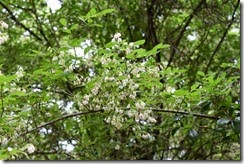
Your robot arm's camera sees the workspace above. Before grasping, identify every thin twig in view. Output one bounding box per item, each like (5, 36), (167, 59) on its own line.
(167, 0), (205, 68)
(19, 110), (104, 136)
(0, 1), (43, 42)
(204, 0), (240, 74)
(0, 85), (4, 117)
(31, 0), (52, 46)
(153, 109), (220, 120)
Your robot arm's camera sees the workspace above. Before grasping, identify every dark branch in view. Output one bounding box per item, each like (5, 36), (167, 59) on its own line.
(167, 0), (205, 68)
(153, 109), (220, 120)
(31, 0), (52, 46)
(0, 1), (43, 42)
(204, 0), (240, 74)
(19, 110), (104, 136)
(0, 85), (4, 118)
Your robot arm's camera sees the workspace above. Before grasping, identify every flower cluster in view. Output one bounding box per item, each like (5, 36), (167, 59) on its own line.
(112, 32), (122, 42)
(72, 33), (159, 140)
(0, 21), (8, 29)
(104, 114), (125, 130)
(21, 143), (36, 154)
(16, 65), (25, 79)
(26, 143), (36, 154)
(0, 21), (8, 44)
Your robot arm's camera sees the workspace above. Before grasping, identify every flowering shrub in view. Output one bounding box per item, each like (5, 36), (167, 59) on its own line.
(0, 5), (240, 160)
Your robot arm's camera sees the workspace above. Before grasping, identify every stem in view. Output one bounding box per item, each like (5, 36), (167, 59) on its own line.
(204, 0), (240, 74)
(19, 110), (104, 136)
(153, 109), (220, 120)
(0, 85), (4, 117)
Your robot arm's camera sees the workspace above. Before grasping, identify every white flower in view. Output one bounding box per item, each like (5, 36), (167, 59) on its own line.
(1, 137), (8, 145)
(95, 105), (100, 110)
(52, 56), (58, 61)
(139, 113), (149, 120)
(129, 91), (136, 99)
(0, 21), (8, 28)
(105, 117), (111, 123)
(148, 116), (157, 123)
(134, 84), (139, 89)
(0, 33), (8, 44)
(82, 100), (89, 105)
(91, 86), (99, 95)
(115, 122), (122, 129)
(7, 147), (13, 152)
(166, 86), (176, 93)
(118, 93), (126, 100)
(127, 111), (133, 117)
(84, 95), (90, 101)
(113, 32), (121, 39)
(104, 76), (109, 81)
(115, 144), (120, 150)
(142, 133), (150, 139)
(129, 42), (134, 47)
(26, 144), (35, 154)
(135, 100), (146, 110)
(45, 112), (52, 117)
(125, 48), (131, 54)
(16, 66), (24, 78)
(122, 79), (128, 87)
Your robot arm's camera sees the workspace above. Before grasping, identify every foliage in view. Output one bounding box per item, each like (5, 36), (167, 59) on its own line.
(0, 0), (240, 160)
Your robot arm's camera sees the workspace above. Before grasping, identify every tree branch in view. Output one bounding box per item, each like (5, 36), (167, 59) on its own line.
(204, 0), (240, 74)
(0, 1), (43, 42)
(0, 85), (4, 118)
(153, 109), (220, 120)
(30, 0), (52, 46)
(167, 0), (205, 68)
(19, 110), (104, 136)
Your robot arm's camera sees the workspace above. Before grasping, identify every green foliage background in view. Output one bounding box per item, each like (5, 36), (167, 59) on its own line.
(0, 0), (240, 160)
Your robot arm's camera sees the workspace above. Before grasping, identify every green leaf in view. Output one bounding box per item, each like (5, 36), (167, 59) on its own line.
(135, 49), (147, 58)
(87, 18), (93, 24)
(126, 50), (137, 59)
(70, 38), (85, 47)
(86, 8), (97, 18)
(90, 8), (97, 15)
(0, 75), (16, 84)
(134, 40), (145, 46)
(62, 29), (71, 34)
(197, 71), (205, 76)
(105, 42), (116, 48)
(237, 58), (240, 69)
(190, 83), (199, 91)
(10, 90), (26, 97)
(70, 24), (79, 31)
(88, 23), (102, 27)
(33, 69), (44, 75)
(59, 18), (67, 26)
(153, 43), (170, 50)
(93, 9), (115, 17)
(174, 89), (188, 96)
(152, 43), (164, 50)
(220, 63), (232, 68)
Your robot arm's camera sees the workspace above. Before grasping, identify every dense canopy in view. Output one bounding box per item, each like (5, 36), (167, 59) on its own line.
(0, 0), (240, 160)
